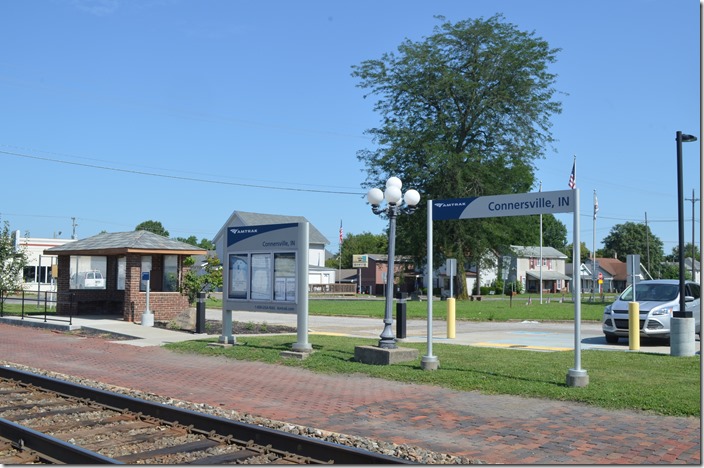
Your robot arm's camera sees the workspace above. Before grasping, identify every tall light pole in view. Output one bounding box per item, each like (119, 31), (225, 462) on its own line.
(367, 177), (420, 349)
(672, 131), (697, 357)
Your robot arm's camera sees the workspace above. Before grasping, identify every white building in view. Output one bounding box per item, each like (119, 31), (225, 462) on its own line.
(12, 231), (77, 293)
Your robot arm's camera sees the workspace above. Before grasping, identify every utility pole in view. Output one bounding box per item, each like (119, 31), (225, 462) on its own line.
(71, 217), (78, 240)
(685, 190), (699, 281)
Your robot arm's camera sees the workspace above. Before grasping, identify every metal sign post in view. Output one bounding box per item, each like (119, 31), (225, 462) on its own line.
(426, 189), (588, 386)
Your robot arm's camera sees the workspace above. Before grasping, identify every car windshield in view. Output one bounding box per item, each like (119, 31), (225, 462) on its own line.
(620, 283), (679, 302)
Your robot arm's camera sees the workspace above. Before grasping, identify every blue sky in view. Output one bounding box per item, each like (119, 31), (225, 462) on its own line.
(1, 0), (700, 258)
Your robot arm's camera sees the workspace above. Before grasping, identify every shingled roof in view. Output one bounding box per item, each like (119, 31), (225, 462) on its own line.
(44, 231), (206, 256)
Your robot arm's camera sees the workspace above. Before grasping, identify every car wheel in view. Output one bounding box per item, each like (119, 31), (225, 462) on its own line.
(604, 334), (619, 344)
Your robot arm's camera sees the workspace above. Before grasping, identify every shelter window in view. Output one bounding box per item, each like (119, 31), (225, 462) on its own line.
(163, 255), (179, 292)
(69, 256), (107, 290)
(117, 256), (126, 290)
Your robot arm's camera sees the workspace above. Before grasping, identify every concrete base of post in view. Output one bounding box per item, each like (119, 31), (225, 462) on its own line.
(670, 317), (696, 357)
(216, 334), (236, 346)
(354, 345), (418, 365)
(421, 355), (440, 371)
(141, 311), (154, 327)
(291, 342), (313, 353)
(566, 368), (589, 387)
(280, 350), (312, 360)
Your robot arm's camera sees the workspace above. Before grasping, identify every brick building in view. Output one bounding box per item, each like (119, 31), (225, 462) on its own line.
(45, 231), (205, 323)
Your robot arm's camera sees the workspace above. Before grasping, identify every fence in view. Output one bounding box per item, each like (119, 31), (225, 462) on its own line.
(309, 283), (357, 296)
(0, 289), (75, 325)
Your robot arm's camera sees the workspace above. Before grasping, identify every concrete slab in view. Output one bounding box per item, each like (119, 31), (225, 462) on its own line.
(354, 345), (419, 365)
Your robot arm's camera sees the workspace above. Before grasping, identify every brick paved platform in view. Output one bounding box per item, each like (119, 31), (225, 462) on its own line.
(0, 323), (699, 464)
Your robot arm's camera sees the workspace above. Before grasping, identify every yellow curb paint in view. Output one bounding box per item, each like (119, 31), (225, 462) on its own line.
(472, 342), (572, 352)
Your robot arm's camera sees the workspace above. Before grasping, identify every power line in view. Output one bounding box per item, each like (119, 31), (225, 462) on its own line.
(0, 149), (364, 195)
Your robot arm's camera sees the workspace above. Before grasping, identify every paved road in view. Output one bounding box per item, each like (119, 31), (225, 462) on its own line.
(207, 309), (699, 355)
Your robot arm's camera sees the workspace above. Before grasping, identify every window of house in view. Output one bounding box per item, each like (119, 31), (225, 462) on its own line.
(163, 255), (179, 292)
(69, 256), (107, 290)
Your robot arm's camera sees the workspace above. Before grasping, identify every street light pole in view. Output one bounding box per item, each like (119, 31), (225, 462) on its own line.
(675, 131), (697, 319)
(672, 130), (697, 357)
(367, 177), (420, 349)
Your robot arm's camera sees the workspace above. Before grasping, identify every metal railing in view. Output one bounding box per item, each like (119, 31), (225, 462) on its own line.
(308, 283), (357, 295)
(0, 289), (74, 325)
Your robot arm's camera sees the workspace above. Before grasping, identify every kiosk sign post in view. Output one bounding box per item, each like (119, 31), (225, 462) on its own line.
(218, 222), (311, 353)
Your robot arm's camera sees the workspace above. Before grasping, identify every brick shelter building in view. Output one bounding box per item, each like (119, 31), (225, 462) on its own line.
(45, 231), (206, 323)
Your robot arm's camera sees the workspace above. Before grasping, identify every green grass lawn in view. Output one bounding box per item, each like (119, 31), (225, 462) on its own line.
(308, 298), (608, 321)
(165, 334), (700, 417)
(207, 296), (609, 322)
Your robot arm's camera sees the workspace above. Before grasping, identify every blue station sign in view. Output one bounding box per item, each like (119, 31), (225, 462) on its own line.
(432, 189), (574, 220)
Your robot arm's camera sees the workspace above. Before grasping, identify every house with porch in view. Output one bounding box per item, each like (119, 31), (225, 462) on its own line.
(507, 245), (570, 293)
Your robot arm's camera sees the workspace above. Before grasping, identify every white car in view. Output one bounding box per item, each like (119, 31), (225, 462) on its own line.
(602, 279), (700, 343)
(77, 270), (106, 289)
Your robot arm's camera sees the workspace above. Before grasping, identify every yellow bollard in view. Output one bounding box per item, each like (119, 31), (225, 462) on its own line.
(628, 302), (640, 351)
(447, 298), (456, 338)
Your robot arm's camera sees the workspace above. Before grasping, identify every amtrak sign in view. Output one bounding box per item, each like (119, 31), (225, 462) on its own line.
(432, 189), (574, 220)
(423, 188), (588, 387)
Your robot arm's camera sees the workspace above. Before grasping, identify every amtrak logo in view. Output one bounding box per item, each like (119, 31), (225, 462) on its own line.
(230, 228), (258, 234)
(434, 201), (467, 208)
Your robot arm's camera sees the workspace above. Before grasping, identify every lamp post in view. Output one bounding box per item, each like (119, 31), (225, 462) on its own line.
(367, 177), (420, 349)
(672, 131), (697, 357)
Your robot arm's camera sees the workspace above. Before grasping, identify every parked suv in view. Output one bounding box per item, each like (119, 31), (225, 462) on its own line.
(602, 279), (700, 343)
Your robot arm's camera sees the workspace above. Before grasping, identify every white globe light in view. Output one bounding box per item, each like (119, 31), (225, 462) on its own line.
(404, 189), (420, 207)
(385, 185), (403, 205)
(367, 187), (384, 205)
(386, 176), (402, 190)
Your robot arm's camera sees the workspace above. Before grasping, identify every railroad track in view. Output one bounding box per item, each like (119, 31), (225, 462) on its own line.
(0, 366), (410, 464)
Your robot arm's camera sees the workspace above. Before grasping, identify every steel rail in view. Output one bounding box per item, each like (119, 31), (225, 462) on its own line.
(0, 417), (121, 464)
(0, 366), (411, 464)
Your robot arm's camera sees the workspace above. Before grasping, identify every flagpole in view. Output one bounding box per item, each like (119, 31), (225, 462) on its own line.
(568, 155), (576, 298)
(593, 190), (598, 298)
(338, 220), (342, 287)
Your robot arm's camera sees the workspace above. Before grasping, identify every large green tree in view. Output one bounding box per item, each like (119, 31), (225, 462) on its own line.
(135, 220), (169, 237)
(666, 242), (700, 262)
(330, 232), (388, 269)
(353, 15), (562, 297)
(602, 222), (665, 277)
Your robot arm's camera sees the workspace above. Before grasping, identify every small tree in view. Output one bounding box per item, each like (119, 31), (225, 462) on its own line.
(181, 254), (222, 305)
(0, 219), (28, 303)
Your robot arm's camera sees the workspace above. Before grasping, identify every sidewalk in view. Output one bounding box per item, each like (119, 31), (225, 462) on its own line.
(0, 314), (699, 464)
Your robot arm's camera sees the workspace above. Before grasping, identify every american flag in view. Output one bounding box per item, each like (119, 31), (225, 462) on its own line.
(594, 191), (599, 219)
(339, 220), (343, 244)
(568, 159), (576, 189)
